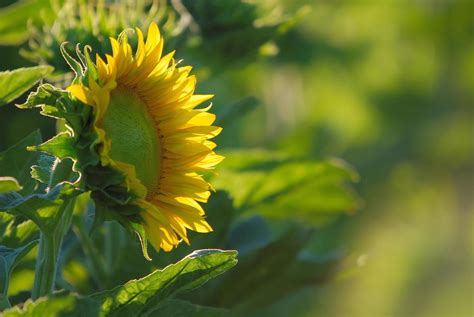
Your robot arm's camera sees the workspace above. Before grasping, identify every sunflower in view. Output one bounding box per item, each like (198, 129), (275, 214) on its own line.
(67, 22), (223, 252)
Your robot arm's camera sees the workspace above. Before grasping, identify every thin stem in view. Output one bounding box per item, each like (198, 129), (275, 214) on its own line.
(31, 234), (57, 299)
(31, 197), (76, 300)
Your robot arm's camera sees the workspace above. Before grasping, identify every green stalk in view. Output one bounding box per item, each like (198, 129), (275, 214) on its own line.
(31, 233), (57, 299)
(32, 197), (76, 300)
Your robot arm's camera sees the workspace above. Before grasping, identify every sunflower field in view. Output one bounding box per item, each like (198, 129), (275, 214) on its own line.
(0, 0), (472, 316)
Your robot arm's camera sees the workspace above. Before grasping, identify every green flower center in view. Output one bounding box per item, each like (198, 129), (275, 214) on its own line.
(102, 88), (161, 193)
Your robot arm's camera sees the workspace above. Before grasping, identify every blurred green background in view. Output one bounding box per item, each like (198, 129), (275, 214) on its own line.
(1, 0), (473, 316)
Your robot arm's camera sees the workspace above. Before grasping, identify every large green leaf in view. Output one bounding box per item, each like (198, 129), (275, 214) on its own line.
(213, 150), (360, 225)
(3, 250), (237, 316)
(0, 66), (53, 106)
(92, 249), (238, 316)
(0, 0), (55, 45)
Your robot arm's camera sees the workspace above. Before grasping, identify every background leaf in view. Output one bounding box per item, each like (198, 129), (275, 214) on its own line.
(213, 150), (360, 225)
(0, 0), (55, 45)
(0, 66), (53, 106)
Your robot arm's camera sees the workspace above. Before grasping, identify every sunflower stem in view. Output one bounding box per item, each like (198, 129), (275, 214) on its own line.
(31, 233), (56, 299)
(32, 197), (76, 300)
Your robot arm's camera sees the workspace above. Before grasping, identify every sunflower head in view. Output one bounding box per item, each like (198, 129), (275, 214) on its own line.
(62, 22), (223, 255)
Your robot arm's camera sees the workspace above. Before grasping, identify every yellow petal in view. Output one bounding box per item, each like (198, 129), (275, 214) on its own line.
(67, 85), (94, 105)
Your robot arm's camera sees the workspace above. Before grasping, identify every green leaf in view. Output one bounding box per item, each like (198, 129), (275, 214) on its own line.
(2, 292), (100, 317)
(0, 240), (38, 309)
(0, 183), (76, 233)
(92, 249), (238, 316)
(28, 133), (76, 160)
(213, 150), (360, 225)
(3, 286), (227, 316)
(0, 0), (55, 45)
(0, 66), (53, 106)
(30, 155), (56, 185)
(0, 132), (80, 247)
(0, 177), (22, 194)
(0, 131), (42, 195)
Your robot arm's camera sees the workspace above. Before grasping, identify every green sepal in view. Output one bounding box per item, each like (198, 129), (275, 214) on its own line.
(17, 84), (89, 136)
(74, 44), (88, 73)
(18, 83), (141, 219)
(59, 42), (84, 84)
(83, 45), (99, 82)
(130, 221), (152, 261)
